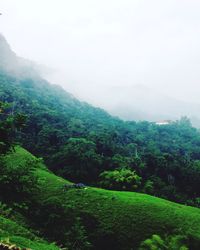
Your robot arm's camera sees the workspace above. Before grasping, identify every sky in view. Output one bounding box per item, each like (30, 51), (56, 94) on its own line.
(1, 0), (200, 120)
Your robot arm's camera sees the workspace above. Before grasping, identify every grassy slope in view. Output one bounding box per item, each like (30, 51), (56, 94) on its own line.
(0, 215), (59, 250)
(4, 147), (200, 249)
(0, 147), (60, 250)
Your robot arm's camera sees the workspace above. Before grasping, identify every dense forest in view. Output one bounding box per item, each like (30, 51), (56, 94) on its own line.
(2, 35), (200, 249)
(1, 71), (200, 206)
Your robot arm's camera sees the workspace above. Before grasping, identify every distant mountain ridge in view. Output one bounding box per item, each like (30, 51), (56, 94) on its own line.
(106, 84), (200, 127)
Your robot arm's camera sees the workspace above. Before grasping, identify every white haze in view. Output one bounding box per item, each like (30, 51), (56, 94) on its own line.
(1, 0), (200, 122)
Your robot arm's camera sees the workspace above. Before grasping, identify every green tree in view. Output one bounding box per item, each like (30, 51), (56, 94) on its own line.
(0, 101), (26, 154)
(32, 197), (91, 250)
(99, 168), (141, 191)
(53, 138), (102, 182)
(139, 234), (189, 250)
(0, 157), (39, 204)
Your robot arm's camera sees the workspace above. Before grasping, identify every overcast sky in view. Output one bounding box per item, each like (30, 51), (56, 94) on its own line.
(1, 0), (200, 113)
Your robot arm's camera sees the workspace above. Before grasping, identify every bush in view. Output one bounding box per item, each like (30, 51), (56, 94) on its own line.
(99, 168), (141, 191)
(0, 157), (39, 204)
(31, 197), (91, 249)
(139, 234), (189, 250)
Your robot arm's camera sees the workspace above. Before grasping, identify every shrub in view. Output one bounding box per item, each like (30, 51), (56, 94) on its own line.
(139, 234), (189, 250)
(99, 168), (141, 191)
(0, 157), (39, 204)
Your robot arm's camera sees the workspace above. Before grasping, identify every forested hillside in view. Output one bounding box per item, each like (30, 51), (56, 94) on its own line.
(1, 68), (200, 206)
(2, 101), (200, 250)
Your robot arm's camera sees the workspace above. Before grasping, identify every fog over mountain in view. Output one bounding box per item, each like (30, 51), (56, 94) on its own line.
(0, 34), (42, 78)
(1, 0), (200, 125)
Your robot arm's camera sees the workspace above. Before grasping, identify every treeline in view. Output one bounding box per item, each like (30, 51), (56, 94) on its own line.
(1, 71), (200, 205)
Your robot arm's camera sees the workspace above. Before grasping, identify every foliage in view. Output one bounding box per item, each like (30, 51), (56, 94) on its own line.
(0, 152), (39, 204)
(0, 101), (26, 154)
(139, 234), (189, 250)
(99, 168), (141, 191)
(0, 202), (13, 219)
(32, 197), (91, 249)
(52, 137), (102, 183)
(139, 234), (166, 249)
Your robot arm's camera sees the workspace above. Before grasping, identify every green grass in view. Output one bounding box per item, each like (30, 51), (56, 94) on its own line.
(4, 146), (200, 249)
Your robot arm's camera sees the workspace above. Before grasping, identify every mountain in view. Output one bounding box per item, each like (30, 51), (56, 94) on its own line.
(106, 84), (200, 126)
(0, 34), (41, 78)
(2, 34), (200, 249)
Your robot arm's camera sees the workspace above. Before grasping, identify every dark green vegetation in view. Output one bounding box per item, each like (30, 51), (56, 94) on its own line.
(0, 101), (26, 154)
(2, 147), (200, 250)
(1, 70), (200, 206)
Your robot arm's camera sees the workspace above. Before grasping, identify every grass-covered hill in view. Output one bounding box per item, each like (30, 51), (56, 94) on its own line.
(2, 146), (200, 250)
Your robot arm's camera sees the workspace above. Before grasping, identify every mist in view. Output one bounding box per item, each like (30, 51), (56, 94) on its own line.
(1, 0), (200, 123)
